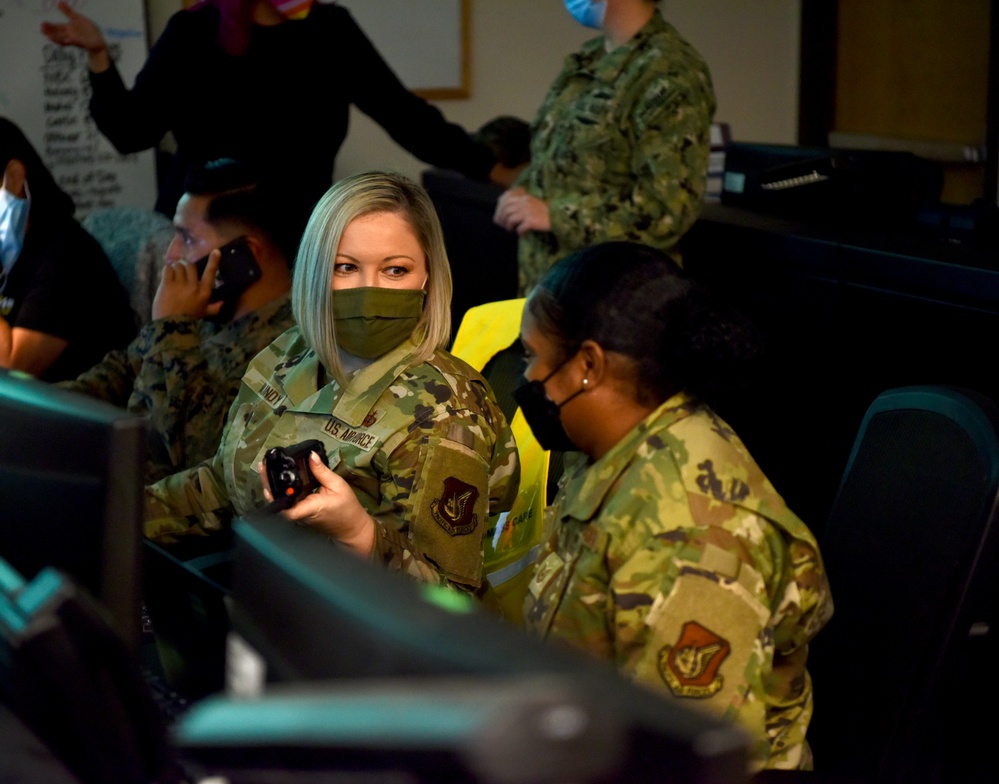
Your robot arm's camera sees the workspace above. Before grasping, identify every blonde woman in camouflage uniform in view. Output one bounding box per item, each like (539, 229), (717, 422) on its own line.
(146, 172), (520, 595)
(494, 0), (716, 294)
(516, 242), (833, 769)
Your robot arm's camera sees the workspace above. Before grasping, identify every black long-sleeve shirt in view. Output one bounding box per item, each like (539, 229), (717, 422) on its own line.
(89, 4), (494, 218)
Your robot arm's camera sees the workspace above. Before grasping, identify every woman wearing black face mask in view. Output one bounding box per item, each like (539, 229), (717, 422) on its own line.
(517, 241), (833, 772)
(146, 172), (520, 597)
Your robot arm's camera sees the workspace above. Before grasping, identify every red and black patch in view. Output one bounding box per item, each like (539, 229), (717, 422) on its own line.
(430, 476), (479, 536)
(659, 621), (731, 698)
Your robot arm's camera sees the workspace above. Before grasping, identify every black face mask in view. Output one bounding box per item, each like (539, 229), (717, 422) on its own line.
(513, 358), (586, 453)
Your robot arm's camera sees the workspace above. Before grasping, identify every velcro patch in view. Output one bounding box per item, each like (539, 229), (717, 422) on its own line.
(409, 437), (489, 586)
(659, 621), (730, 698)
(635, 564), (769, 710)
(431, 476), (479, 536)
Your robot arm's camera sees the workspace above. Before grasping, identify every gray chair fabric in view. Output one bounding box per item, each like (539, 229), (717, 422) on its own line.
(82, 207), (173, 327)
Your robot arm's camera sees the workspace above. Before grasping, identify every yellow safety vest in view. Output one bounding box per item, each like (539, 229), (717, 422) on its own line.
(451, 299), (547, 624)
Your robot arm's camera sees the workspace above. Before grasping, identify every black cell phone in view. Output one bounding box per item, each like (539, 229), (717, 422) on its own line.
(193, 236), (261, 306)
(264, 439), (330, 510)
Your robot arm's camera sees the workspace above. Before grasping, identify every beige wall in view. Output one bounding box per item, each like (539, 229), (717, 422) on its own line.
(145, 0), (801, 179)
(667, 0), (801, 142)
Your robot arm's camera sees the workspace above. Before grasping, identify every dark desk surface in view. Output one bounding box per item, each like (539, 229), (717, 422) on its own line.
(689, 203), (999, 310)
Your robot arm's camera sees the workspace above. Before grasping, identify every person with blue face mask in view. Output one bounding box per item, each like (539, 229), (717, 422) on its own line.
(0, 176), (30, 277)
(0, 118), (135, 381)
(564, 0), (608, 29)
(494, 0), (716, 295)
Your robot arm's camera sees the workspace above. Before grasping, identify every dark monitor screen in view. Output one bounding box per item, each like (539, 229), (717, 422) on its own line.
(174, 513), (751, 783)
(0, 557), (169, 784)
(0, 368), (146, 652)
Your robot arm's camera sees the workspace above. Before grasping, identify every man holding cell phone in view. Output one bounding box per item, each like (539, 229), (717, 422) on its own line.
(60, 159), (297, 482)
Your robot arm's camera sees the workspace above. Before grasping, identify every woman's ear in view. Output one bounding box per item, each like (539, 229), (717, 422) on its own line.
(2, 159), (27, 197)
(578, 339), (607, 387)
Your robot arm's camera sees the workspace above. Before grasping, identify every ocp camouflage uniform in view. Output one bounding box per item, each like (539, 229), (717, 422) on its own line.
(146, 328), (520, 593)
(516, 12), (715, 294)
(59, 295), (294, 483)
(525, 392), (833, 770)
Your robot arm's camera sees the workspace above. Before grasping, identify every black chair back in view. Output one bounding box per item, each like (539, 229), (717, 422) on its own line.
(806, 386), (999, 783)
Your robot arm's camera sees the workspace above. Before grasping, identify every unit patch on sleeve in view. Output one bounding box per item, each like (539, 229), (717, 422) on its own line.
(430, 476), (479, 536)
(635, 562), (769, 711)
(659, 620), (731, 698)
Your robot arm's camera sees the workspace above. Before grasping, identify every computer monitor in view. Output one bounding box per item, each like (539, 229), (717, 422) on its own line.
(173, 513), (751, 783)
(0, 556), (170, 784)
(0, 368), (147, 653)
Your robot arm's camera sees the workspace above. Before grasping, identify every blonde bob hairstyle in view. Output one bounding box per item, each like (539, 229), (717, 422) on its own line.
(292, 171), (453, 384)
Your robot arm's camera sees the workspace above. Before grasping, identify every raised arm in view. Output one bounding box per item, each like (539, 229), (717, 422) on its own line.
(43, 1), (178, 154)
(338, 9), (496, 181)
(40, 2), (111, 73)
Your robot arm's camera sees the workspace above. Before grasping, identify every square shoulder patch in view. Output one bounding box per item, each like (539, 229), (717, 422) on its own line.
(637, 564), (770, 709)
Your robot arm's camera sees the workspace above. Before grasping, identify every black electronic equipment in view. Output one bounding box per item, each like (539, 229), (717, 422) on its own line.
(0, 368), (147, 653)
(193, 235), (261, 321)
(720, 142), (943, 226)
(0, 558), (170, 784)
(263, 438), (329, 508)
(172, 513), (752, 784)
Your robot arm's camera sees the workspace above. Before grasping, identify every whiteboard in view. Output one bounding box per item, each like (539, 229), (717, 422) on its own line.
(341, 0), (468, 99)
(0, 0), (156, 215)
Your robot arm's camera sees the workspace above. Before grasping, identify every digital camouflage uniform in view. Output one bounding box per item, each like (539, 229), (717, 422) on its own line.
(516, 12), (715, 294)
(146, 329), (521, 593)
(60, 296), (294, 483)
(525, 393), (833, 770)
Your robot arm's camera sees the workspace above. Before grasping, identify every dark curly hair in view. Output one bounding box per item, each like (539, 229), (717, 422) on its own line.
(527, 241), (762, 409)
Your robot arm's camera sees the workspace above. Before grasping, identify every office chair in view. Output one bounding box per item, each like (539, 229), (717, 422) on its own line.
(803, 385), (999, 783)
(142, 539), (233, 701)
(82, 207), (173, 326)
(450, 299), (557, 623)
(421, 168), (519, 327)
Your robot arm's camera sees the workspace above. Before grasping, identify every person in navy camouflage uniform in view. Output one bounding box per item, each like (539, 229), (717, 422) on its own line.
(495, 0), (716, 294)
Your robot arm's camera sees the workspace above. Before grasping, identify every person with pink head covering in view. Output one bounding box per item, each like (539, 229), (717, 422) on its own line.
(42, 1), (512, 223)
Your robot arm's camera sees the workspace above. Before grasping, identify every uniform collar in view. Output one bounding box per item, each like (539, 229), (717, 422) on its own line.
(213, 292), (291, 337)
(280, 337), (422, 428)
(332, 337), (422, 427)
(561, 390), (699, 523)
(568, 11), (669, 83)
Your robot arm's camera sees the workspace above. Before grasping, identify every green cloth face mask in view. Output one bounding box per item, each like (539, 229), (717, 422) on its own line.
(332, 287), (426, 359)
